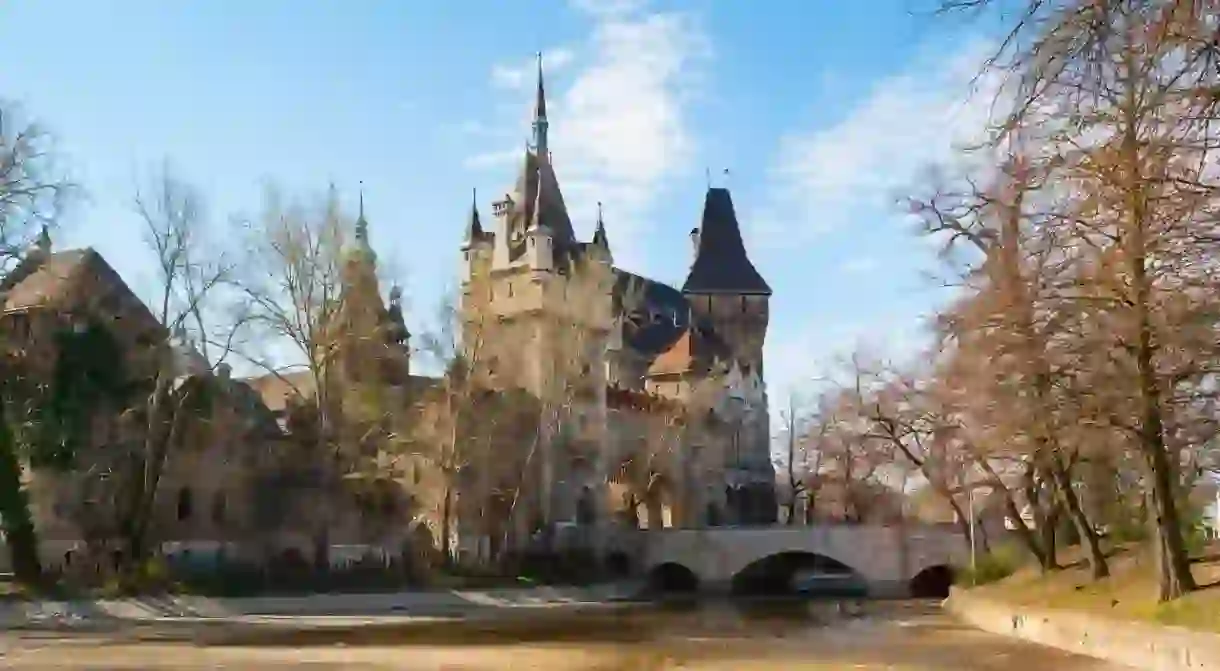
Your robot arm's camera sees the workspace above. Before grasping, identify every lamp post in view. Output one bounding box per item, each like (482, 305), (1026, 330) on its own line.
(968, 484), (977, 586)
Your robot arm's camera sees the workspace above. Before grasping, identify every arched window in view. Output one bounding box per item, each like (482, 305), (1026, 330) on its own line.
(176, 487), (194, 521)
(211, 491), (226, 525)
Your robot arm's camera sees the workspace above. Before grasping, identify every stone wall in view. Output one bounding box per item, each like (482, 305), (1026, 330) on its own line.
(944, 588), (1220, 670)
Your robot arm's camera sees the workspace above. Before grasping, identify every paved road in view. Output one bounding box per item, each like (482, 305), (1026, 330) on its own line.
(0, 600), (1133, 669)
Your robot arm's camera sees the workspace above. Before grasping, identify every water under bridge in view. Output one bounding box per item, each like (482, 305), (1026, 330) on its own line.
(639, 524), (968, 596)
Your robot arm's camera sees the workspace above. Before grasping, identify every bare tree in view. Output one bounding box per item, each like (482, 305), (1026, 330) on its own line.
(951, 0), (1220, 599)
(0, 101), (75, 585)
(234, 185), (352, 567)
(775, 394), (807, 525)
(115, 165), (235, 571)
(414, 281), (493, 563)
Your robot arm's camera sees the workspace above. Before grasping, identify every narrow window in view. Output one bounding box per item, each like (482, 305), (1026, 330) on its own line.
(211, 492), (226, 525)
(176, 487), (194, 521)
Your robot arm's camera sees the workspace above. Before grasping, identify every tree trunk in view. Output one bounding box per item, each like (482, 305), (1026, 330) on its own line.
(1049, 456), (1109, 579)
(440, 485), (453, 566)
(978, 457), (1045, 567)
(1026, 465), (1058, 572)
(122, 375), (181, 572)
(0, 417), (43, 587)
(1119, 88), (1196, 601)
(1146, 443), (1195, 599)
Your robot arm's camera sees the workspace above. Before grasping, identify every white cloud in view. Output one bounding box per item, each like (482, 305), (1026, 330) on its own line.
(748, 38), (1007, 250)
(549, 3), (710, 269)
(468, 0), (710, 271)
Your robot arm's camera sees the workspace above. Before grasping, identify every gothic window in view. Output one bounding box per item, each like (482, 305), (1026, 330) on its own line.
(211, 491), (226, 525)
(176, 487), (194, 521)
(507, 281), (514, 298)
(8, 312), (30, 340)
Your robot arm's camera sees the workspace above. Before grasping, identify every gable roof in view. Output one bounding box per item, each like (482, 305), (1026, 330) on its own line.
(2, 248), (164, 335)
(646, 321), (732, 377)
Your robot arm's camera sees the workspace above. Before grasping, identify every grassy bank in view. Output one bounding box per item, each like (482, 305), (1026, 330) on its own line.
(966, 543), (1220, 632)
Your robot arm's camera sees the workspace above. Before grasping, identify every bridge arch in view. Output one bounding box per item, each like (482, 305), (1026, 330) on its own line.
(645, 562), (700, 594)
(908, 563), (955, 598)
(729, 551), (866, 596)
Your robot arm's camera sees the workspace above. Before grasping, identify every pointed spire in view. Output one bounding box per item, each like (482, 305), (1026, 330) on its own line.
(532, 52), (549, 157)
(465, 187), (484, 241)
(355, 181), (369, 247)
(535, 52), (547, 120)
(592, 201), (609, 248)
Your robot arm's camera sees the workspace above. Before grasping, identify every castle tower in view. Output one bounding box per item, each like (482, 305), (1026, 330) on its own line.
(335, 190), (410, 387)
(682, 186), (776, 524)
(460, 53), (616, 545)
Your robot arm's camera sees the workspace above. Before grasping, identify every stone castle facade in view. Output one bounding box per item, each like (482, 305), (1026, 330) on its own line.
(448, 59), (777, 556)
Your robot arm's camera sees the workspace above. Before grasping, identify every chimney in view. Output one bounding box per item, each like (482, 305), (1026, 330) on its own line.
(217, 362), (232, 381)
(689, 227), (700, 262)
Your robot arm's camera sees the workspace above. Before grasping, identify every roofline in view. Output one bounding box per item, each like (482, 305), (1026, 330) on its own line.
(682, 288), (772, 297)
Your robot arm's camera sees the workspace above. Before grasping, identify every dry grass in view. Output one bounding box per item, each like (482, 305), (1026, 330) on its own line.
(972, 543), (1220, 632)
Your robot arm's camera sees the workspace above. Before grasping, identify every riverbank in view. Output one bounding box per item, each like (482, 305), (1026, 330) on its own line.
(0, 582), (642, 630)
(944, 547), (1220, 670)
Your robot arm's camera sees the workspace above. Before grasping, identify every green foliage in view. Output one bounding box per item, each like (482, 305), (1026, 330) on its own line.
(1109, 516), (1150, 545)
(100, 556), (174, 596)
(955, 545), (1023, 586)
(17, 319), (133, 469)
(1180, 503), (1211, 556)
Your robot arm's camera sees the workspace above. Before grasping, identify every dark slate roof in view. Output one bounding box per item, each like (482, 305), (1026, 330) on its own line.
(682, 187), (771, 295)
(592, 215), (609, 250)
(465, 194), (484, 240)
(612, 270), (690, 358)
(512, 151), (576, 245)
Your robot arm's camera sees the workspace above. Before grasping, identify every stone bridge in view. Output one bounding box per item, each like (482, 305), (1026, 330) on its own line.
(640, 524), (969, 596)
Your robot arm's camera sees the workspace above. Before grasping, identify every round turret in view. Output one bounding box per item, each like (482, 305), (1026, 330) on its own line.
(527, 223), (553, 272)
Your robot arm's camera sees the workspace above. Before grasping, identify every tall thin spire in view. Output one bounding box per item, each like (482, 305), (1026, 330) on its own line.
(467, 187), (483, 238)
(532, 52), (549, 158)
(592, 201), (609, 250)
(355, 180), (369, 246)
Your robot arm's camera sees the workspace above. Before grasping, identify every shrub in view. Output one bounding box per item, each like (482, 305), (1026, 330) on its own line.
(954, 545), (1022, 586)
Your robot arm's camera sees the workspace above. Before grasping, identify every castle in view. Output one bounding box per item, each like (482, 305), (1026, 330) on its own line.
(0, 58), (777, 574)
(447, 57), (777, 556)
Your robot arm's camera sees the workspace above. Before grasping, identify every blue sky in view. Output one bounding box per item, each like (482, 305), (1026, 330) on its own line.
(0, 0), (1003, 414)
